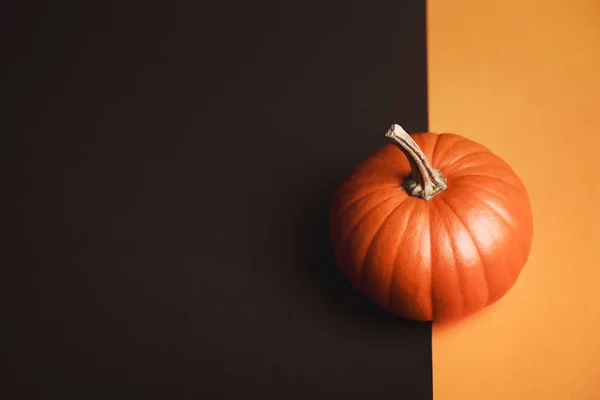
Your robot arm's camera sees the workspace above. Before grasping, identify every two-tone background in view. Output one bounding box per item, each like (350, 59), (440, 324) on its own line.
(5, 1), (599, 398)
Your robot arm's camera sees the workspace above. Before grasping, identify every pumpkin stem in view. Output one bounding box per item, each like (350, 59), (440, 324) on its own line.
(385, 124), (447, 200)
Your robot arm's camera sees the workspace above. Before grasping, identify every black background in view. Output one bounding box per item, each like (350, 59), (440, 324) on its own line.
(4, 1), (432, 398)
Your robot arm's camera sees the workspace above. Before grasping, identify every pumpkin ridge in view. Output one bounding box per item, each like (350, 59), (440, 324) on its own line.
(430, 133), (443, 166)
(455, 183), (522, 225)
(458, 174), (524, 194)
(446, 150), (491, 166)
(427, 200), (436, 320)
(446, 159), (515, 178)
(340, 193), (402, 255)
(434, 135), (469, 168)
(446, 182), (530, 257)
(361, 197), (411, 292)
(440, 195), (491, 309)
(387, 199), (420, 316)
(337, 186), (401, 217)
(470, 191), (527, 261)
(441, 151), (497, 175)
(432, 199), (464, 319)
(452, 178), (519, 200)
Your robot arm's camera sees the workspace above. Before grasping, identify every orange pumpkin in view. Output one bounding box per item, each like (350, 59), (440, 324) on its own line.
(329, 124), (533, 322)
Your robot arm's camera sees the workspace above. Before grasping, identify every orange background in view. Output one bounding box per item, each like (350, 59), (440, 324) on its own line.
(428, 0), (600, 398)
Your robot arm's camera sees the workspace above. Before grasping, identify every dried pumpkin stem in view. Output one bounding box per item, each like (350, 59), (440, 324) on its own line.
(385, 124), (447, 200)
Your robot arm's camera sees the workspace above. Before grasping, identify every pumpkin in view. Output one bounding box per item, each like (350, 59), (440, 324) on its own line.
(329, 124), (533, 322)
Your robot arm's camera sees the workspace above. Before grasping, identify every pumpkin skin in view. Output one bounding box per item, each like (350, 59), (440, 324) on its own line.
(329, 126), (534, 322)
